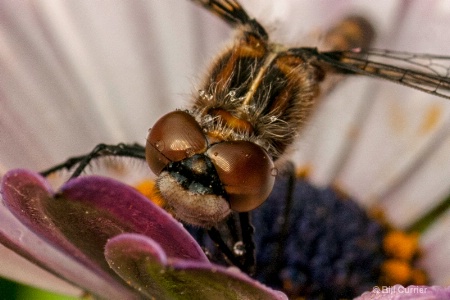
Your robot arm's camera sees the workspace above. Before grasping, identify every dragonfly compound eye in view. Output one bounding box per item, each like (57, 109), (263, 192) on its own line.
(206, 141), (276, 212)
(146, 111), (208, 175)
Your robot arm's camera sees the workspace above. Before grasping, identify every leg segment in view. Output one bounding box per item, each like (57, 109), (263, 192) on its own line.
(40, 143), (146, 178)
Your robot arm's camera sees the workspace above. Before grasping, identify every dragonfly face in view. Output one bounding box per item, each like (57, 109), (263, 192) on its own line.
(145, 1), (376, 227)
(146, 110), (275, 227)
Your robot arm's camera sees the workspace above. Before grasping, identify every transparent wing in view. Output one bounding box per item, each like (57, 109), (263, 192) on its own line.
(317, 49), (450, 100)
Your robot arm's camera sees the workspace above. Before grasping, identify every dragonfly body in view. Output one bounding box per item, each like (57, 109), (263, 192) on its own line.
(146, 1), (375, 227)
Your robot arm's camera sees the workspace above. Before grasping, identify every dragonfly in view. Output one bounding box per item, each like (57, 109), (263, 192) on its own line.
(41, 0), (450, 274)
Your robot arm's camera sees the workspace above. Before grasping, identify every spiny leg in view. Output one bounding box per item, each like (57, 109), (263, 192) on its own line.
(40, 143), (146, 179)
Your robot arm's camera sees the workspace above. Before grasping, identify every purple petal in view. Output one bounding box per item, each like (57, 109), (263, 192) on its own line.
(57, 173), (207, 262)
(105, 233), (288, 300)
(1, 169), (140, 299)
(355, 285), (450, 300)
(1, 169), (206, 297)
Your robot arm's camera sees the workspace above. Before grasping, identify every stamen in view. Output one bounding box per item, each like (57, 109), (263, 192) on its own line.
(380, 259), (412, 285)
(383, 231), (419, 261)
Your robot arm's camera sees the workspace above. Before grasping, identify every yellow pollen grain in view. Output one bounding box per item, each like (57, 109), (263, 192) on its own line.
(134, 179), (166, 207)
(419, 104), (442, 135)
(383, 231), (419, 261)
(381, 259), (412, 285)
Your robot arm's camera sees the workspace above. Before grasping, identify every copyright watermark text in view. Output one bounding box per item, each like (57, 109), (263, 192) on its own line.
(372, 285), (428, 294)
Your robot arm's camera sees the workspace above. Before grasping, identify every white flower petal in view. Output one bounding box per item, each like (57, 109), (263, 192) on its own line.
(420, 208), (450, 285)
(0, 0), (229, 171)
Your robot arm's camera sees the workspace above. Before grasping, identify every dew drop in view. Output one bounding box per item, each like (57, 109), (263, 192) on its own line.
(233, 241), (245, 256)
(185, 147), (194, 156)
(235, 133), (246, 140)
(271, 167), (278, 176)
(155, 140), (165, 151)
(242, 104), (256, 114)
(203, 114), (213, 123)
(204, 248), (211, 258)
